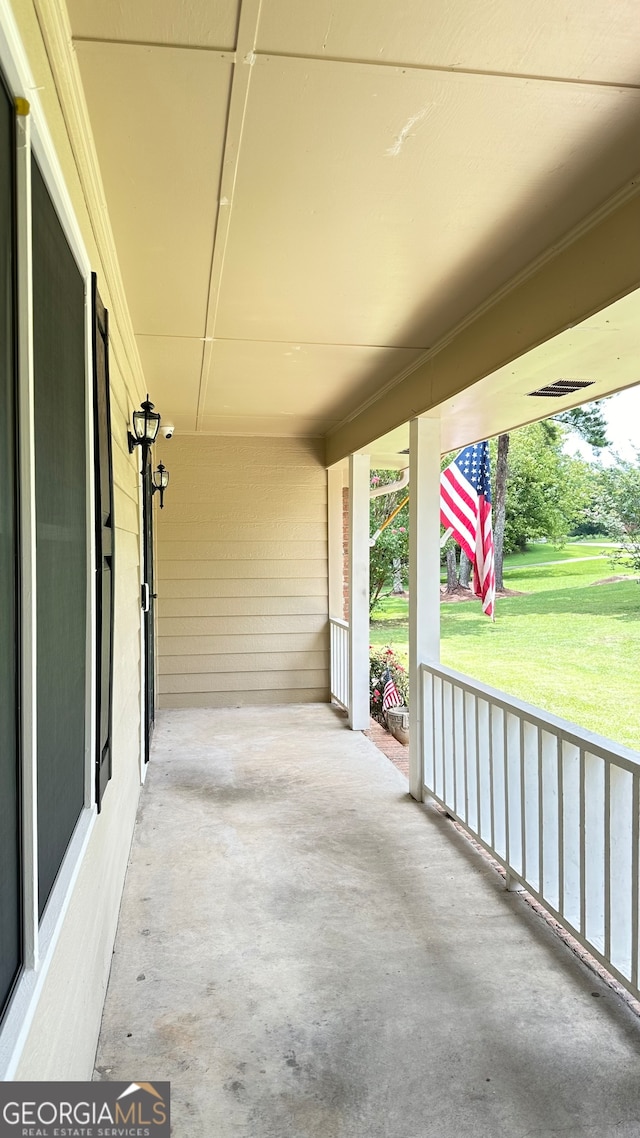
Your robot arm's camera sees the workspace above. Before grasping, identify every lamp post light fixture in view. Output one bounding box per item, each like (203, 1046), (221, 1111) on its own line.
(128, 395), (161, 455)
(152, 462), (170, 509)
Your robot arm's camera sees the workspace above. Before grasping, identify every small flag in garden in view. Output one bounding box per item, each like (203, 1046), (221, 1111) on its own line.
(440, 440), (496, 619)
(382, 668), (402, 712)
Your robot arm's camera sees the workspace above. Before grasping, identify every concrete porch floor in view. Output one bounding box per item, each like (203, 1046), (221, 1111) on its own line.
(94, 705), (640, 1137)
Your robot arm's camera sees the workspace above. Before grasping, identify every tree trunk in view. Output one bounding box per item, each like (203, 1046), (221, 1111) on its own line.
(391, 557), (404, 594)
(459, 550), (471, 588)
(445, 544), (458, 592)
(494, 433), (510, 590)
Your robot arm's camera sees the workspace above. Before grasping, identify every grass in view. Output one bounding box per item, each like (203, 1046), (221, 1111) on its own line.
(370, 553), (640, 751)
(431, 542), (614, 586)
(501, 541), (614, 569)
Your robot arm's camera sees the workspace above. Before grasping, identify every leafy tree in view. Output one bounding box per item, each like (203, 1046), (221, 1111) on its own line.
(596, 454), (640, 575)
(491, 401), (610, 584)
(553, 402), (610, 449)
(495, 421), (592, 553)
(369, 471), (408, 612)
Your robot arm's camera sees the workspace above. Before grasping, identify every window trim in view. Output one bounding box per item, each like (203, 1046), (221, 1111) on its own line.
(0, 61), (22, 1027)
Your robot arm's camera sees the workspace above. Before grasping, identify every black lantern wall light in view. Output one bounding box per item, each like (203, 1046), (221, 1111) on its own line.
(128, 395), (171, 508)
(152, 462), (169, 509)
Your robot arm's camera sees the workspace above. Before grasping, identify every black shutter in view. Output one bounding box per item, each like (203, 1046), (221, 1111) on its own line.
(32, 157), (87, 918)
(92, 275), (114, 808)
(0, 76), (21, 1016)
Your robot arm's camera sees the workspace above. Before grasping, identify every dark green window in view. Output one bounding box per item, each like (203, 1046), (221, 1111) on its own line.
(32, 158), (87, 918)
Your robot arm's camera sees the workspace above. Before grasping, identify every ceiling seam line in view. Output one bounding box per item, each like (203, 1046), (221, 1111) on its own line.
(194, 0), (265, 432)
(251, 48), (640, 92)
(135, 332), (429, 350)
(69, 36), (640, 91)
(72, 35), (236, 57)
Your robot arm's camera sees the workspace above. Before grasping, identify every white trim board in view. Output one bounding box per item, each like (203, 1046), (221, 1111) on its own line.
(0, 809), (97, 1080)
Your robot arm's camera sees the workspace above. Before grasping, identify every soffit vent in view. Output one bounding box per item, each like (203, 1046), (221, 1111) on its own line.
(527, 379), (595, 398)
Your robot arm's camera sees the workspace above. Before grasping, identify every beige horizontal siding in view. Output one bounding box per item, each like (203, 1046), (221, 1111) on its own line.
(162, 436), (323, 469)
(160, 518), (326, 542)
(158, 632), (328, 656)
(159, 576), (327, 599)
(160, 559), (327, 580)
(112, 657), (141, 740)
(161, 688), (328, 710)
(156, 436), (329, 708)
(160, 596), (327, 618)
(159, 613), (326, 637)
(158, 494), (327, 526)
(161, 670), (328, 694)
(112, 434), (138, 499)
(113, 531), (142, 690)
(167, 470), (326, 497)
(158, 650), (328, 675)
(158, 539), (326, 561)
(114, 489), (140, 535)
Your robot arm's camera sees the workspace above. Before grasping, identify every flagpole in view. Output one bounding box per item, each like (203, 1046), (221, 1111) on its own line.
(369, 493), (410, 547)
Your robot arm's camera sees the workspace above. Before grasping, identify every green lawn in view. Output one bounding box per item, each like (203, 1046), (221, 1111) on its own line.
(370, 555), (639, 751)
(501, 541), (614, 569)
(432, 542), (613, 585)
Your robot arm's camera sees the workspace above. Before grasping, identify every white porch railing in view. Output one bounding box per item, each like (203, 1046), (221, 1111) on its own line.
(330, 617), (350, 710)
(421, 662), (640, 1000)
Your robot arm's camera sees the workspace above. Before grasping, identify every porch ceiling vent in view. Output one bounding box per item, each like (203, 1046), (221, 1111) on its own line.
(526, 379), (595, 398)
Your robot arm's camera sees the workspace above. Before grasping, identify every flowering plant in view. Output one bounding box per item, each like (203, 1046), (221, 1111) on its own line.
(369, 645), (408, 723)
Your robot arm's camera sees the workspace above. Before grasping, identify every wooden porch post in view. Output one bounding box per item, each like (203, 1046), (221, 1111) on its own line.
(409, 416), (441, 801)
(348, 452), (370, 730)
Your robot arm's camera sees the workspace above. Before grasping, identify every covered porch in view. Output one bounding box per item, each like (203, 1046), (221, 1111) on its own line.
(2, 0), (640, 1091)
(95, 704), (640, 1136)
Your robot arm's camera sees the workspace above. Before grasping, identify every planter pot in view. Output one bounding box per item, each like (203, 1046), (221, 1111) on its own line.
(386, 706), (409, 746)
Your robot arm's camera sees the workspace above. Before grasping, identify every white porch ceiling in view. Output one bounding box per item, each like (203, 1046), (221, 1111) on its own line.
(67, 0), (640, 443)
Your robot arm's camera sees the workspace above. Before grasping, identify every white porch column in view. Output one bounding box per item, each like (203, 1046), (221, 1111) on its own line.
(327, 464), (344, 621)
(348, 452), (370, 730)
(409, 416), (441, 801)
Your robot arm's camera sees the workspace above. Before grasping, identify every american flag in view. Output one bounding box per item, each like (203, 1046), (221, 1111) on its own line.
(440, 441), (496, 619)
(382, 667), (403, 711)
